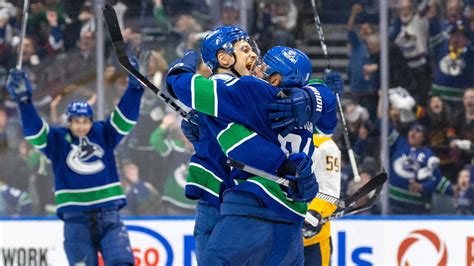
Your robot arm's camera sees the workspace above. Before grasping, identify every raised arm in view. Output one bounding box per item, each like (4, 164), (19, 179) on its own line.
(6, 69), (51, 156)
(103, 58), (144, 148)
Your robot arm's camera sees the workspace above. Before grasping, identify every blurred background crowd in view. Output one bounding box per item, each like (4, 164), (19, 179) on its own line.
(0, 0), (472, 217)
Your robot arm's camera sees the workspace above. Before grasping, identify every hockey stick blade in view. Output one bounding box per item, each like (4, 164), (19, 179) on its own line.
(226, 158), (346, 208)
(320, 180), (385, 224)
(102, 4), (193, 122)
(344, 172), (387, 207)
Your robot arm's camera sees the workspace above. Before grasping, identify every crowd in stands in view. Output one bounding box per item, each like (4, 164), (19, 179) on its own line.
(0, 0), (472, 217)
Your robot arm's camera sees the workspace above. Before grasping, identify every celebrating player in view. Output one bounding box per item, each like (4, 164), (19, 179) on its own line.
(262, 46), (343, 266)
(175, 27), (321, 264)
(6, 61), (144, 265)
(166, 26), (339, 264)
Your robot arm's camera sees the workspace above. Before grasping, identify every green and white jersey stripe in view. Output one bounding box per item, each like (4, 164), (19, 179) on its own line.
(217, 123), (257, 156)
(388, 185), (425, 206)
(308, 78), (324, 85)
(186, 162), (223, 198)
(110, 106), (137, 135)
(55, 182), (125, 209)
(191, 75), (218, 116)
(436, 176), (451, 194)
(431, 84), (464, 102)
(25, 119), (49, 149)
(247, 177), (308, 217)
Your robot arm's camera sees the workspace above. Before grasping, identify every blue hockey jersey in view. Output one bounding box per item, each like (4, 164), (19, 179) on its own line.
(18, 86), (143, 216)
(388, 129), (452, 210)
(167, 72), (337, 223)
(429, 16), (474, 102)
(185, 74), (292, 208)
(0, 184), (32, 216)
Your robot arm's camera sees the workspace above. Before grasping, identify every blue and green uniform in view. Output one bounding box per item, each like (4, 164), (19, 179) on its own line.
(168, 72), (337, 264)
(18, 82), (143, 265)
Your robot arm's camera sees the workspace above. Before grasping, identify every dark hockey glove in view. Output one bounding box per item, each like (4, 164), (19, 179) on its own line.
(180, 110), (200, 144)
(6, 68), (33, 103)
(167, 49), (198, 77)
(323, 71), (344, 95)
(269, 87), (322, 137)
(302, 210), (323, 239)
(128, 56), (144, 91)
(285, 152), (319, 202)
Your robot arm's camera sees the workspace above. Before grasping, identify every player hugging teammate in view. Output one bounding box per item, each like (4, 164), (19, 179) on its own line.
(166, 26), (344, 265)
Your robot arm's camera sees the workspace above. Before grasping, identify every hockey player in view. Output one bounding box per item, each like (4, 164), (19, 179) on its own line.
(174, 28), (327, 264)
(262, 46), (343, 266)
(167, 26), (338, 265)
(302, 133), (341, 266)
(6, 63), (144, 265)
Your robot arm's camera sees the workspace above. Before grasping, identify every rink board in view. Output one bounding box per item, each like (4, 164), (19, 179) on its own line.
(0, 216), (473, 265)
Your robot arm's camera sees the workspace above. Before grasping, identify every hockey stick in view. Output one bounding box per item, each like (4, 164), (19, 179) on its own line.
(302, 178), (386, 238)
(16, 0), (30, 69)
(226, 158), (344, 208)
(226, 158), (386, 209)
(102, 4), (194, 122)
(309, 0), (361, 183)
(321, 174), (386, 223)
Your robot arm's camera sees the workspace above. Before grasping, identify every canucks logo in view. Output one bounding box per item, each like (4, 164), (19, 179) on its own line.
(66, 137), (105, 175)
(283, 49), (298, 64)
(439, 54), (465, 76)
(393, 152), (425, 179)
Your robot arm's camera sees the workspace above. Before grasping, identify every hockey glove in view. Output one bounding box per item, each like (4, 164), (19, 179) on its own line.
(180, 110), (200, 144)
(323, 71), (344, 95)
(302, 210), (323, 239)
(127, 56), (144, 91)
(285, 152), (319, 202)
(269, 87), (322, 136)
(6, 68), (33, 103)
(167, 49), (198, 77)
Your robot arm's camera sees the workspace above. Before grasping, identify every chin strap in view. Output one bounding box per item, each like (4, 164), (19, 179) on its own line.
(218, 53), (242, 77)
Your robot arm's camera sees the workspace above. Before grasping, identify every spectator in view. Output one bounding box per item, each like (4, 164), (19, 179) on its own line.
(347, 3), (374, 94)
(16, 140), (54, 215)
(454, 168), (474, 214)
(443, 0), (466, 30)
(0, 1), (17, 46)
(77, 1), (95, 38)
(211, 0), (240, 27)
(391, 0), (433, 103)
(450, 87), (474, 166)
(149, 113), (195, 215)
(0, 105), (20, 150)
(429, 18), (474, 107)
(388, 123), (449, 214)
(345, 157), (379, 214)
(121, 162), (161, 216)
(418, 95), (457, 176)
(45, 9), (65, 54)
(153, 0), (172, 34)
(174, 14), (204, 56)
(0, 164), (32, 216)
(252, 2), (273, 52)
(354, 121), (378, 159)
(77, 30), (95, 60)
(377, 87), (417, 136)
(269, 0), (298, 46)
(15, 36), (41, 68)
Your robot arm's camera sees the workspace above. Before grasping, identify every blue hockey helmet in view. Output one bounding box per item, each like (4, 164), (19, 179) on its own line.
(201, 26), (257, 71)
(66, 101), (93, 121)
(262, 46), (312, 87)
